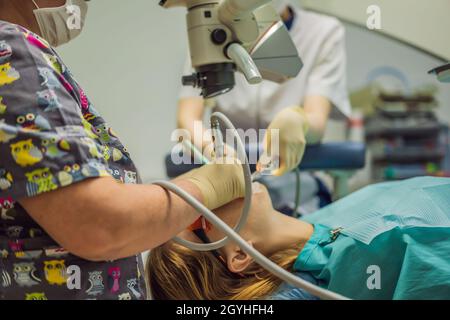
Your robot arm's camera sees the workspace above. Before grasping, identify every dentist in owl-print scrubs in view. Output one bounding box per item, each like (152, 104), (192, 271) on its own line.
(0, 0), (245, 300)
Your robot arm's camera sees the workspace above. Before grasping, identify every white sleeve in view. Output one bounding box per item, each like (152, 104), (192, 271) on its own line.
(179, 54), (203, 99)
(305, 23), (352, 120)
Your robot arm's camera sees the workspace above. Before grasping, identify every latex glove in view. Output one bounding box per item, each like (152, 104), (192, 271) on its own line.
(259, 106), (309, 176)
(183, 158), (245, 210)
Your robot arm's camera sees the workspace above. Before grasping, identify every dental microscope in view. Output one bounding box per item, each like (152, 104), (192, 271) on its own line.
(159, 0), (303, 98)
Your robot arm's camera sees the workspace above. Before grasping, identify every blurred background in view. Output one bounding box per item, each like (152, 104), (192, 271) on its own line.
(57, 0), (450, 189)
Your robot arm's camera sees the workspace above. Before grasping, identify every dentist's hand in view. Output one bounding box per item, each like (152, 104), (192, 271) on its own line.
(182, 158), (245, 210)
(260, 106), (309, 176)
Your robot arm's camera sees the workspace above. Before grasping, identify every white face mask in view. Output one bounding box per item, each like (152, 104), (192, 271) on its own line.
(272, 0), (289, 14)
(32, 0), (88, 47)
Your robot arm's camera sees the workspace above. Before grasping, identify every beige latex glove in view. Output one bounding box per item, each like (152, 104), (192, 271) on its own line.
(182, 158), (245, 210)
(259, 106), (309, 176)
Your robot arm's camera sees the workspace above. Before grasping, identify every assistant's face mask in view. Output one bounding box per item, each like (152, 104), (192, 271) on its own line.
(32, 0), (88, 47)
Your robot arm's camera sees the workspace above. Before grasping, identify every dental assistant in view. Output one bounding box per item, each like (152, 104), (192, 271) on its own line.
(0, 0), (245, 300)
(178, 0), (351, 212)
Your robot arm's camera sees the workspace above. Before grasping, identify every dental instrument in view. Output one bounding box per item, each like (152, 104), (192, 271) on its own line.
(211, 118), (225, 159)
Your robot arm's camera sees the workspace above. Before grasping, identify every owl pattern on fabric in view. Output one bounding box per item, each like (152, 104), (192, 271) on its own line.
(0, 96), (7, 114)
(43, 260), (67, 286)
(10, 139), (43, 167)
(86, 271), (105, 297)
(15, 111), (51, 131)
(41, 134), (70, 159)
(0, 168), (13, 191)
(25, 168), (58, 195)
(13, 262), (41, 287)
(0, 41), (13, 64)
(108, 266), (121, 294)
(0, 62), (20, 87)
(25, 292), (48, 300)
(37, 89), (61, 112)
(0, 196), (16, 221)
(0, 22), (146, 300)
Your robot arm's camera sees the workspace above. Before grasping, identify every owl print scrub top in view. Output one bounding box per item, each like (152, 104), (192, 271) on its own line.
(0, 21), (146, 300)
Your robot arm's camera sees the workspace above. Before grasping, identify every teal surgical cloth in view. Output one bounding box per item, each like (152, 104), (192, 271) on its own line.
(293, 177), (450, 299)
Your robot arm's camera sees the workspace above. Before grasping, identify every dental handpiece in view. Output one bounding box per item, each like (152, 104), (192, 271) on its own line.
(211, 119), (225, 159)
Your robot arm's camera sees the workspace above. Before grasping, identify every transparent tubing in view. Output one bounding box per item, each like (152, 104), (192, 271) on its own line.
(153, 112), (350, 300)
(170, 112), (253, 251)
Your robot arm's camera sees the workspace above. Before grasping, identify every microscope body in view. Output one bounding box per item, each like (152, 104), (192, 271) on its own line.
(160, 0), (303, 98)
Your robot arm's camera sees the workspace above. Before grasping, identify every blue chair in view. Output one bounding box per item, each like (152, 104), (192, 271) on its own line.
(165, 142), (366, 200)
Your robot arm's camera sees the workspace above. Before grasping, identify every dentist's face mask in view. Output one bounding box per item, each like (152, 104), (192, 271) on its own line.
(32, 0), (88, 47)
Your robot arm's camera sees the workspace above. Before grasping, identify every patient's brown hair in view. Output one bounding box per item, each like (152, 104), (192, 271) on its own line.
(147, 242), (301, 300)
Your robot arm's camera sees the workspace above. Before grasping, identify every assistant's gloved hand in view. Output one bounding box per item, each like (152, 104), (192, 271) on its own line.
(259, 106), (309, 176)
(183, 158), (245, 210)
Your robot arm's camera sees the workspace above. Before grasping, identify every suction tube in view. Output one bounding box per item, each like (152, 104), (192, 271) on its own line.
(153, 112), (349, 300)
(169, 112), (253, 251)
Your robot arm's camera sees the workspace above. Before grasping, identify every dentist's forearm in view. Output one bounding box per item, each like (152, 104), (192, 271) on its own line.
(105, 179), (203, 260)
(20, 177), (202, 262)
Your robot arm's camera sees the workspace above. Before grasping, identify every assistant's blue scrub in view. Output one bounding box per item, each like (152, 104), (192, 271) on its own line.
(272, 177), (450, 300)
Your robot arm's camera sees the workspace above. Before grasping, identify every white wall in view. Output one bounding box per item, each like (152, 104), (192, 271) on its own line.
(58, 0), (189, 181)
(57, 0), (449, 183)
(300, 0), (450, 61)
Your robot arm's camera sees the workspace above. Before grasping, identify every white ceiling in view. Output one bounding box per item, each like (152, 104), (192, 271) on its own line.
(299, 0), (450, 61)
